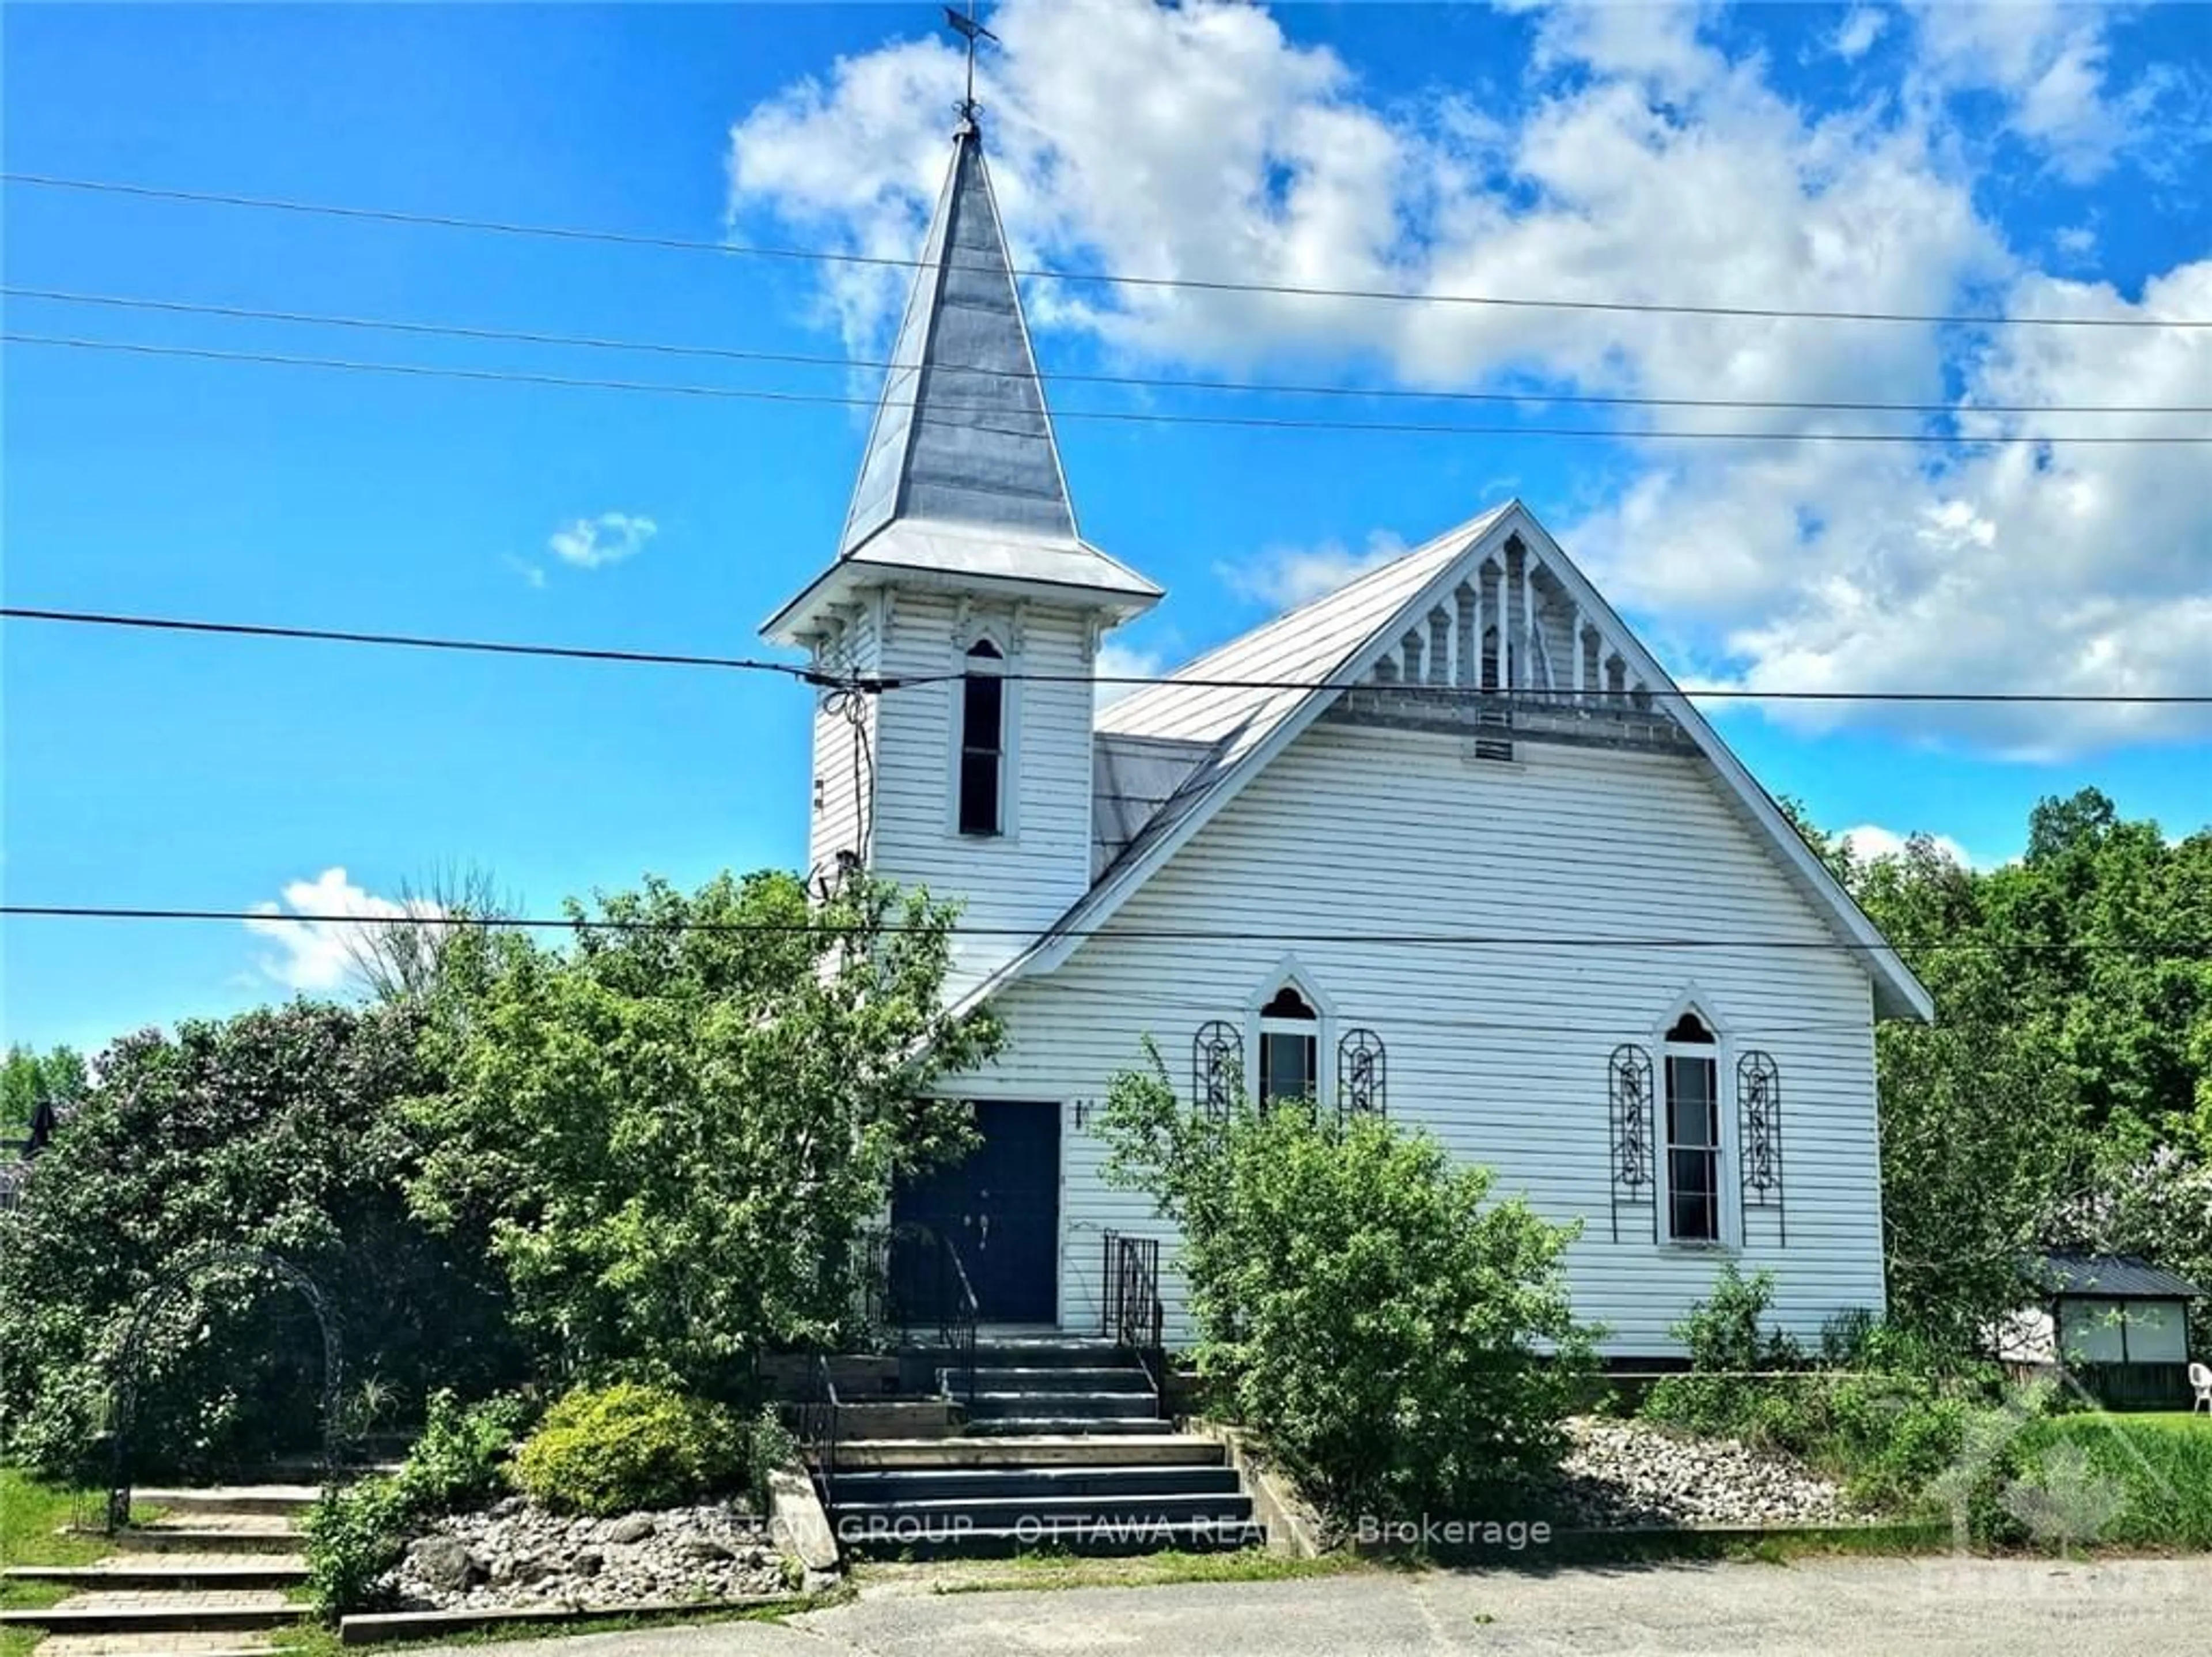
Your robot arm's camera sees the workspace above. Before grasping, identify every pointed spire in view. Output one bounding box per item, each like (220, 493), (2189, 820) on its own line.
(838, 120), (1077, 556)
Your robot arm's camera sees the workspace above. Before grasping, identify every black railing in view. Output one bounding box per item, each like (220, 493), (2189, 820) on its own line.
(859, 1222), (978, 1406)
(1102, 1231), (1166, 1412)
(797, 1350), (842, 1511)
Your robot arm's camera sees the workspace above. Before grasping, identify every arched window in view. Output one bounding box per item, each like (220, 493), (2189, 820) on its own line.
(1257, 986), (1318, 1106)
(1663, 1011), (1721, 1242)
(958, 640), (1006, 837)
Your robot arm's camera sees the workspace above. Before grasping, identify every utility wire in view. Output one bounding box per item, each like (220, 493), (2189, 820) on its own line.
(10, 285), (2207, 418)
(9, 333), (2206, 448)
(6, 171), (2206, 332)
(5, 904), (2207, 957)
(8, 606), (2211, 705)
(0, 607), (852, 684)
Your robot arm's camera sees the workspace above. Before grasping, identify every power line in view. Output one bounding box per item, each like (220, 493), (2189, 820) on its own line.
(7, 171), (2205, 332)
(5, 904), (2206, 957)
(10, 332), (2206, 448)
(10, 285), (2208, 419)
(0, 607), (839, 683)
(9, 607), (2210, 705)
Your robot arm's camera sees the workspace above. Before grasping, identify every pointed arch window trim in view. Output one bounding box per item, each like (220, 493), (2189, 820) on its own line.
(954, 634), (1013, 839)
(1659, 1000), (1727, 1246)
(1247, 962), (1332, 1111)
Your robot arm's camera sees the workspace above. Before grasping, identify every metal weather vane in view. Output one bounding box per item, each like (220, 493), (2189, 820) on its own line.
(944, 2), (998, 127)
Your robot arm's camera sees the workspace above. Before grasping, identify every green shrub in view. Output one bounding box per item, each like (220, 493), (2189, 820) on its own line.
(302, 1474), (411, 1617)
(393, 1391), (530, 1513)
(513, 1383), (741, 1515)
(746, 1403), (798, 1514)
(1096, 1051), (1593, 1526)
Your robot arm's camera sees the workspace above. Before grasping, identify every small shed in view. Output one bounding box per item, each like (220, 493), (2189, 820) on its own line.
(2010, 1253), (2205, 1410)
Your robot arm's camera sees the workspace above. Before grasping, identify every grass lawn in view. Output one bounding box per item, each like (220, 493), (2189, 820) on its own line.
(2013, 1410), (2212, 1549)
(0, 1470), (111, 1657)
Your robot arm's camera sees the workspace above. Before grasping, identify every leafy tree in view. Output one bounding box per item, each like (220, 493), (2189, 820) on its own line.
(1097, 1048), (1591, 1526)
(401, 869), (998, 1395)
(1835, 789), (2212, 1352)
(0, 1004), (518, 1478)
(1, 1043), (89, 1138)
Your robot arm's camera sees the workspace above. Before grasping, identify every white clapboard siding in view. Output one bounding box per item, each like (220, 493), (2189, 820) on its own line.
(869, 592), (1100, 996)
(944, 719), (1888, 1357)
(807, 608), (877, 880)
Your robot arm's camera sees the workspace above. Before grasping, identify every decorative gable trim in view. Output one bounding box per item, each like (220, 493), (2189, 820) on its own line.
(947, 501), (1933, 1026)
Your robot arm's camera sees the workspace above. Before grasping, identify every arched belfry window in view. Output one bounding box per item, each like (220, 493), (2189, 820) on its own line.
(1257, 986), (1318, 1106)
(1663, 1011), (1722, 1242)
(958, 640), (1006, 837)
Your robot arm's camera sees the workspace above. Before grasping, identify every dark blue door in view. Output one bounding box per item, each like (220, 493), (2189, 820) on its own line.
(892, 1100), (1059, 1325)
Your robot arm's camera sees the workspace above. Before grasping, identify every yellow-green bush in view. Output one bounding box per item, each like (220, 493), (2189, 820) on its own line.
(512, 1383), (741, 1516)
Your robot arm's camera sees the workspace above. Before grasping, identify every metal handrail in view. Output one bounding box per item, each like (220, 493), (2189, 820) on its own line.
(858, 1221), (979, 1406)
(934, 1231), (980, 1408)
(799, 1350), (842, 1512)
(1103, 1231), (1166, 1414)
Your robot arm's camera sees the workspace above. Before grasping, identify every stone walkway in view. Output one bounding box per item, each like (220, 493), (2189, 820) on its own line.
(0, 1485), (311, 1657)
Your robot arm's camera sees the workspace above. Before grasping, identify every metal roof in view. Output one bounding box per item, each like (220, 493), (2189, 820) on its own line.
(2033, 1252), (2207, 1300)
(763, 121), (1159, 645)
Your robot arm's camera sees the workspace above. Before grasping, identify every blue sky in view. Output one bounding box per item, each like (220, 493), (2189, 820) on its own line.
(4, 1), (2207, 1053)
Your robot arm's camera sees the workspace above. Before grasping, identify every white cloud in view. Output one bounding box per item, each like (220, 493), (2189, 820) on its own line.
(1217, 530), (1410, 613)
(245, 868), (441, 994)
(727, 0), (2212, 757)
(548, 512), (657, 570)
(1906, 1), (2181, 183)
(1839, 823), (1975, 869)
(1094, 640), (1165, 708)
(1833, 7), (1886, 62)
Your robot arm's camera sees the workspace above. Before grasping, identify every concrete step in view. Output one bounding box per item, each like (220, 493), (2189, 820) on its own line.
(834, 1490), (1254, 1532)
(967, 1415), (1171, 1436)
(832, 1400), (960, 1439)
(5, 1558), (308, 1592)
(956, 1338), (1129, 1370)
(36, 1635), (282, 1657)
(828, 1463), (1242, 1504)
(0, 1591), (303, 1636)
(839, 1515), (1264, 1560)
(967, 1367), (1153, 1394)
(828, 1433), (1222, 1470)
(73, 1524), (302, 1556)
(967, 1390), (1160, 1421)
(126, 1488), (317, 1519)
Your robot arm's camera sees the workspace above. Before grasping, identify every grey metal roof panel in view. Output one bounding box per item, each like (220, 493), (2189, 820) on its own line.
(838, 124), (1075, 555)
(2033, 1252), (2206, 1300)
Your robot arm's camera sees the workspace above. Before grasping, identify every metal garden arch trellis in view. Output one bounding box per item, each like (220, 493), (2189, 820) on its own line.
(105, 1245), (343, 1532)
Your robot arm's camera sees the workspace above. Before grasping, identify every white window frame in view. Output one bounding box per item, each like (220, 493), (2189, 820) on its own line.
(1654, 990), (1734, 1249)
(1247, 959), (1333, 1113)
(947, 627), (1020, 842)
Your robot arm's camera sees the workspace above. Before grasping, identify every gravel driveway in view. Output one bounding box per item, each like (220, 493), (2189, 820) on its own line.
(397, 1556), (2212, 1657)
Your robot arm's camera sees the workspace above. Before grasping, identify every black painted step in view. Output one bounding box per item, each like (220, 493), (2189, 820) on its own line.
(829, 1463), (1241, 1504)
(956, 1338), (1128, 1369)
(967, 1416), (1171, 1436)
(835, 1489), (1253, 1530)
(968, 1366), (1152, 1394)
(967, 1390), (1160, 1421)
(839, 1515), (1264, 1560)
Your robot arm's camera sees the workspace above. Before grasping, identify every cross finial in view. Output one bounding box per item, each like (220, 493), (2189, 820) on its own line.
(944, 2), (997, 131)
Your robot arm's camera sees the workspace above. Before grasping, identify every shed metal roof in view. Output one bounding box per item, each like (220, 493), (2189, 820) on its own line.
(2033, 1252), (2206, 1300)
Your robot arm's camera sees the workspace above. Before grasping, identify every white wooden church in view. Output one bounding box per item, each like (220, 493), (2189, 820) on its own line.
(764, 117), (1933, 1360)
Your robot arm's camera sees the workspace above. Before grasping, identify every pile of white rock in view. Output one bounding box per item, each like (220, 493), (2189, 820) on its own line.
(1546, 1417), (1854, 1528)
(388, 1497), (788, 1610)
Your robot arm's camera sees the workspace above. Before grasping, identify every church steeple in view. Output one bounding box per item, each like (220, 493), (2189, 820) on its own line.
(840, 118), (1074, 554)
(763, 114), (1158, 646)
